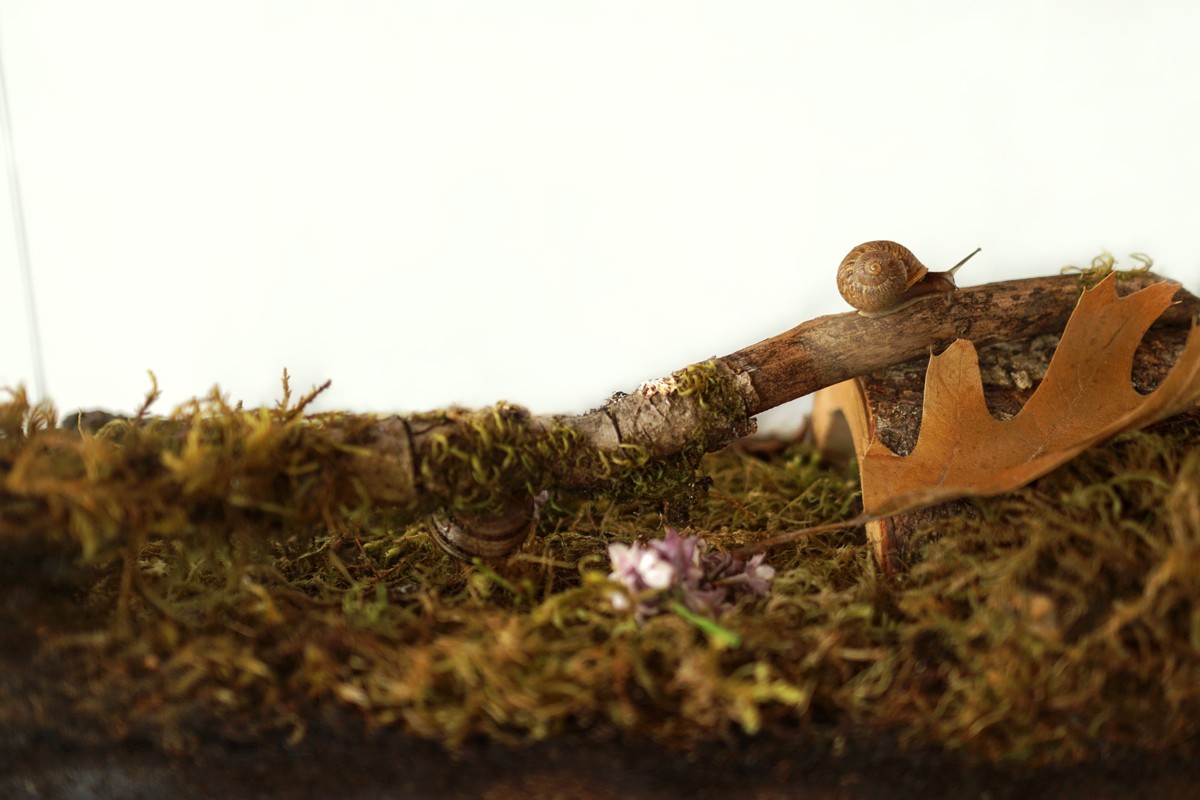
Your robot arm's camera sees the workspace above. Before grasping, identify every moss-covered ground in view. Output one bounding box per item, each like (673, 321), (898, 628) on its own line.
(1, 388), (1198, 768)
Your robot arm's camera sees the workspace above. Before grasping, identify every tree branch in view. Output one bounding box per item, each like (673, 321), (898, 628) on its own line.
(722, 272), (1197, 416)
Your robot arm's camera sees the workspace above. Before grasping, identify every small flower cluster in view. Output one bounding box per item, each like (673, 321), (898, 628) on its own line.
(606, 528), (775, 622)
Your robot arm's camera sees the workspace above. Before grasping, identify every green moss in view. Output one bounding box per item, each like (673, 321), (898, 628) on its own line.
(0, 362), (752, 569)
(411, 402), (544, 514)
(1062, 251), (1154, 287)
(673, 359), (748, 421)
(884, 417), (1200, 761)
(354, 360), (751, 519)
(2, 381), (1199, 765)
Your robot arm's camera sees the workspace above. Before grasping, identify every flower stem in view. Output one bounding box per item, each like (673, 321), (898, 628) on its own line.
(671, 601), (741, 648)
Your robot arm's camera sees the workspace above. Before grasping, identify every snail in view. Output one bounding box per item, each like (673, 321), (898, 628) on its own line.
(425, 493), (535, 560)
(837, 241), (981, 317)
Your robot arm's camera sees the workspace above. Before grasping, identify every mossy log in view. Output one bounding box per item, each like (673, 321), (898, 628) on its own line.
(2, 272), (1195, 564)
(263, 271), (1200, 514)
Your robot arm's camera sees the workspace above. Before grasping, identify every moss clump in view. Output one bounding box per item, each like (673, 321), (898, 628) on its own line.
(539, 359), (753, 508)
(0, 361), (751, 569)
(2, 381), (1199, 765)
(1062, 251), (1154, 287)
(409, 402), (547, 515)
(672, 360), (753, 439)
(881, 417), (1200, 761)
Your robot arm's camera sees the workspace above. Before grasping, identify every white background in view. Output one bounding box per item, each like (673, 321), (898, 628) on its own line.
(2, 1), (1198, 433)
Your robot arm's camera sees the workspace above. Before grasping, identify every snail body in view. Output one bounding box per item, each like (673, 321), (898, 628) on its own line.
(425, 494), (535, 560)
(837, 240), (980, 317)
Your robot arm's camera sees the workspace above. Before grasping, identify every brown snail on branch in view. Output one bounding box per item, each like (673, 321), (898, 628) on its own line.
(425, 493), (535, 560)
(837, 241), (981, 317)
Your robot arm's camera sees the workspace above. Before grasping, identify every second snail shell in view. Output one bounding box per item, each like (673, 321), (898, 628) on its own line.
(425, 494), (535, 560)
(836, 241), (929, 315)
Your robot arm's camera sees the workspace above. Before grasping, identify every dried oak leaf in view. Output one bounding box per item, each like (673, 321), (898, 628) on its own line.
(830, 274), (1200, 517)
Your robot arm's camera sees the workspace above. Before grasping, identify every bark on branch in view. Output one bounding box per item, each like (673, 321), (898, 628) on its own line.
(723, 272), (1198, 416)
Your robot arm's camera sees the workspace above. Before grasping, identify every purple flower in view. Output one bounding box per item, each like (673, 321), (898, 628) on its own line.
(649, 528), (704, 586)
(608, 542), (675, 595)
(607, 528), (774, 622)
(712, 552), (776, 598)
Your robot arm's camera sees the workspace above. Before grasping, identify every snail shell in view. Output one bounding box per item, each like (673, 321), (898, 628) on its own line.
(837, 241), (932, 316)
(425, 493), (535, 560)
(837, 241), (980, 317)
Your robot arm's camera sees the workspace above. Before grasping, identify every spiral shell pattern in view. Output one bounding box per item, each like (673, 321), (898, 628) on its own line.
(426, 494), (535, 560)
(836, 240), (928, 314)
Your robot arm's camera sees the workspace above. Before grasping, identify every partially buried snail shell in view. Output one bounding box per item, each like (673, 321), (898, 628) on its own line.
(425, 493), (535, 560)
(837, 241), (980, 317)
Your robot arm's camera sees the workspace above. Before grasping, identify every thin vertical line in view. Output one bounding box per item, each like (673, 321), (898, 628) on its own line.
(0, 15), (47, 401)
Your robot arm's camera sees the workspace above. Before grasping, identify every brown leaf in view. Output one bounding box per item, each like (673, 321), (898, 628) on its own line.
(828, 275), (1200, 517)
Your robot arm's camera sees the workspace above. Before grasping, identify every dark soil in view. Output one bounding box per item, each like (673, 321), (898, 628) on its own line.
(4, 728), (1198, 800)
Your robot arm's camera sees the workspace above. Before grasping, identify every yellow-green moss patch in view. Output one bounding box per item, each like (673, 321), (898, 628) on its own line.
(2, 383), (1199, 765)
